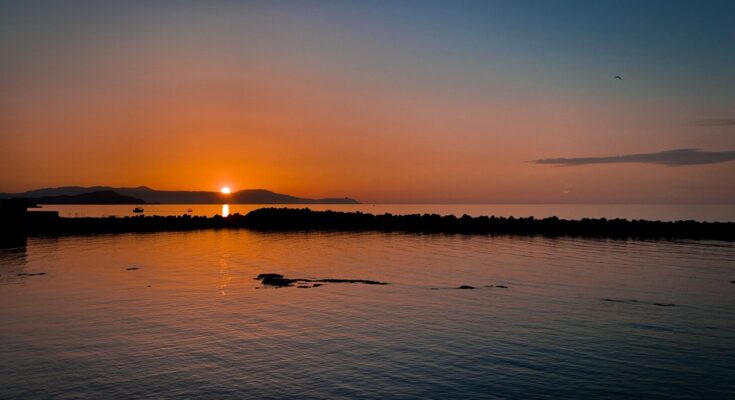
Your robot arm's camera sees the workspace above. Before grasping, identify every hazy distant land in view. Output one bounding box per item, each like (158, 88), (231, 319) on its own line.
(18, 190), (147, 205)
(0, 186), (359, 204)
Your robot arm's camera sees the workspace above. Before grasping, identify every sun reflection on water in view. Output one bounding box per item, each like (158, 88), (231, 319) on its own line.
(219, 255), (231, 296)
(222, 204), (230, 217)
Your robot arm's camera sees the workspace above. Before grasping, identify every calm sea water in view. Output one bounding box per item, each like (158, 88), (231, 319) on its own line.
(1, 230), (734, 399)
(32, 203), (735, 222)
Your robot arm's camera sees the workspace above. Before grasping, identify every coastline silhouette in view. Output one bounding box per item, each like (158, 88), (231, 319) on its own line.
(2, 204), (732, 241)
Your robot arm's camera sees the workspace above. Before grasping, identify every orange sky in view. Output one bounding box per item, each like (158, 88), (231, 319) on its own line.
(1, 2), (734, 203)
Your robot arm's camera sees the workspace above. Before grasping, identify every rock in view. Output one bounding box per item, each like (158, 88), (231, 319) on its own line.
(256, 273), (301, 287)
(260, 275), (296, 287)
(126, 267), (140, 271)
(297, 285), (310, 288)
(318, 278), (386, 285)
(603, 298), (673, 307)
(255, 273), (387, 288)
(256, 273), (284, 280)
(457, 285), (475, 289)
(495, 285), (508, 288)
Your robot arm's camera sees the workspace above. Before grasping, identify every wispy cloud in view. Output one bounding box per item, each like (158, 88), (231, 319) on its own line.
(533, 149), (735, 166)
(691, 118), (735, 126)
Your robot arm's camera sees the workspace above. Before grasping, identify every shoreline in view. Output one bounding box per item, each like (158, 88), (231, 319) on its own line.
(1, 208), (734, 241)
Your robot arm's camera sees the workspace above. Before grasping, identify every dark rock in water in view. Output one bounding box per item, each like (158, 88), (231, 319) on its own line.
(603, 298), (674, 307)
(430, 287), (439, 290)
(256, 273), (284, 280)
(126, 267), (140, 271)
(297, 285), (310, 288)
(731, 280), (735, 284)
(147, 285), (151, 287)
(16, 273), (28, 276)
(255, 273), (387, 288)
(318, 278), (386, 285)
(495, 285), (508, 288)
(457, 285), (475, 289)
(259, 275), (297, 287)
(36, 272), (46, 275)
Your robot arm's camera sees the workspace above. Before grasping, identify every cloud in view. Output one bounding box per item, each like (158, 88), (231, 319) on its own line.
(532, 149), (735, 166)
(691, 118), (735, 126)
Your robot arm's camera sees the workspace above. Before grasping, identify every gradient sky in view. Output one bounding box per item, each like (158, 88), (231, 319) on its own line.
(2, 0), (734, 203)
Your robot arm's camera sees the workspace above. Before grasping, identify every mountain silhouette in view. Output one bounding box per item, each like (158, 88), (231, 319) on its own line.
(30, 190), (146, 204)
(0, 186), (359, 204)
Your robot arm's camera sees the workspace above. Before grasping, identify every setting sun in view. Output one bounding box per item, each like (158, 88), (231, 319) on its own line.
(220, 186), (231, 194)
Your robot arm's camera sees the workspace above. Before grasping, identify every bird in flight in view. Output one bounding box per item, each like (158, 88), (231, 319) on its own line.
(614, 75), (622, 80)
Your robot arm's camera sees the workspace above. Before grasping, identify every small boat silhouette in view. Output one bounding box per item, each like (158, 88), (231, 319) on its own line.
(187, 208), (193, 213)
(133, 207), (144, 213)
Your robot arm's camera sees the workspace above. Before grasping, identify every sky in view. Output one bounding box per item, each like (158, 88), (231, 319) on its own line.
(1, 0), (734, 203)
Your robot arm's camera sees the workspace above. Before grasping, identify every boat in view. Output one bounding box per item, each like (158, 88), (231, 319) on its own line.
(186, 208), (193, 213)
(133, 207), (144, 213)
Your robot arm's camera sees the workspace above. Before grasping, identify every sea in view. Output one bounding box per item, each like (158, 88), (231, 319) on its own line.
(1, 204), (734, 399)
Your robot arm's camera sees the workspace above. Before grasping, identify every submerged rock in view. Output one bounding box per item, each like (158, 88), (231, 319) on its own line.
(457, 285), (475, 289)
(602, 298), (675, 307)
(126, 267), (140, 271)
(318, 278), (386, 285)
(16, 272), (46, 277)
(255, 273), (387, 288)
(257, 274), (297, 287)
(256, 273), (284, 280)
(495, 285), (508, 288)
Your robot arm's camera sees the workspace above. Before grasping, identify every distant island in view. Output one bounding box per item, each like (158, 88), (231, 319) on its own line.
(0, 186), (359, 204)
(29, 190), (146, 205)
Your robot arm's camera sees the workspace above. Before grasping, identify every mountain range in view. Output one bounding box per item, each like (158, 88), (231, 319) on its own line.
(0, 186), (359, 204)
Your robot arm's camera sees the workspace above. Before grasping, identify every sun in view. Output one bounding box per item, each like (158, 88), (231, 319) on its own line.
(220, 186), (231, 194)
